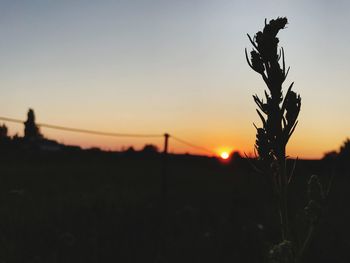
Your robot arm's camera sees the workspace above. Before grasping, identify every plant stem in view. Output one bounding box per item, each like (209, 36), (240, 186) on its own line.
(296, 224), (315, 263)
(279, 149), (289, 241)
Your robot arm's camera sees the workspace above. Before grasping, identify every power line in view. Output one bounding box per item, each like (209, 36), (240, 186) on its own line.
(0, 116), (162, 138)
(38, 123), (162, 138)
(0, 117), (23, 124)
(171, 135), (215, 155)
(0, 115), (217, 155)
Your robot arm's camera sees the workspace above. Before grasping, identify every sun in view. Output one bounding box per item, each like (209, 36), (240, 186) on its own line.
(220, 151), (229, 160)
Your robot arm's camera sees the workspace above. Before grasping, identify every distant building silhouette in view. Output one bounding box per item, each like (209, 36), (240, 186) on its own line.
(24, 109), (42, 140)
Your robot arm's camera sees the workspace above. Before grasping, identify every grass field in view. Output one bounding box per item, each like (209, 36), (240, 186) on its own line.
(0, 150), (348, 262)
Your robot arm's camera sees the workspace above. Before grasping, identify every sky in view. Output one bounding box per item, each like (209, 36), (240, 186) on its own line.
(0, 0), (349, 159)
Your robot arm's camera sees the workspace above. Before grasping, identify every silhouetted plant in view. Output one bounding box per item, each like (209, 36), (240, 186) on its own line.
(246, 18), (325, 263)
(246, 15), (299, 241)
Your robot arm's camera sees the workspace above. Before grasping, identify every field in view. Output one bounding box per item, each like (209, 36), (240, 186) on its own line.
(0, 149), (349, 263)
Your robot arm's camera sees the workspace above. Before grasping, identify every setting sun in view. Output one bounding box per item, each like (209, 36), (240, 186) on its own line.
(220, 151), (229, 160)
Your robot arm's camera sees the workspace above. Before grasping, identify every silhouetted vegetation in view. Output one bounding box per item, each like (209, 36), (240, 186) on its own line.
(24, 109), (42, 140)
(0, 123), (8, 138)
(244, 17), (350, 263)
(1, 139), (349, 263)
(245, 18), (345, 263)
(339, 138), (350, 160)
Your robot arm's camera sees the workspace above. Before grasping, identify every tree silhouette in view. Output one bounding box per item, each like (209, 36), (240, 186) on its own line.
(24, 109), (42, 140)
(339, 138), (350, 159)
(0, 124), (8, 139)
(142, 144), (159, 154)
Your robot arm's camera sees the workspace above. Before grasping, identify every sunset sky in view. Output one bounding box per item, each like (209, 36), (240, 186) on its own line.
(0, 0), (349, 158)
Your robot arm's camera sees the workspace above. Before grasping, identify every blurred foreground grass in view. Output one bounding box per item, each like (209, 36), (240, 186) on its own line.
(0, 153), (348, 262)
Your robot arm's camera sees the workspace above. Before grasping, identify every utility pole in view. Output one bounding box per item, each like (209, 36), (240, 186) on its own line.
(155, 133), (170, 263)
(162, 133), (169, 202)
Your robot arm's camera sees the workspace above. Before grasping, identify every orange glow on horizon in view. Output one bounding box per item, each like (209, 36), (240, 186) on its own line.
(2, 122), (340, 160)
(215, 146), (234, 158)
(220, 151), (229, 160)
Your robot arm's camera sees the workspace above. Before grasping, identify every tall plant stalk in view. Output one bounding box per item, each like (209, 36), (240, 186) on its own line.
(245, 17), (301, 260)
(246, 18), (330, 263)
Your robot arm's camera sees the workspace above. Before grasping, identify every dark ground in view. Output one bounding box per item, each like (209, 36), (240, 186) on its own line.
(0, 148), (349, 263)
